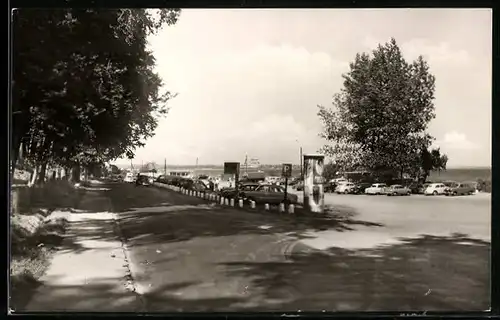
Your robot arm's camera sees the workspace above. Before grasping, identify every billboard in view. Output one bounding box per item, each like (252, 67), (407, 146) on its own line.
(224, 162), (240, 175)
(303, 154), (325, 213)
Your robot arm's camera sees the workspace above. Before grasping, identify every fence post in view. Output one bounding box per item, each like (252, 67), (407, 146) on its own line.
(279, 203), (285, 213)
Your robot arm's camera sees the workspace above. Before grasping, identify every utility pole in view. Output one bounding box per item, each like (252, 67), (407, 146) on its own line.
(300, 146), (303, 180)
(245, 153), (248, 175)
(164, 158), (167, 175)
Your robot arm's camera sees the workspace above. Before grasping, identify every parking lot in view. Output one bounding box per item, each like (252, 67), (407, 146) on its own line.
(287, 189), (490, 251)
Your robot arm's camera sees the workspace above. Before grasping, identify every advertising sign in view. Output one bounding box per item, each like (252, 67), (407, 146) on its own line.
(224, 162), (240, 175)
(303, 154), (325, 213)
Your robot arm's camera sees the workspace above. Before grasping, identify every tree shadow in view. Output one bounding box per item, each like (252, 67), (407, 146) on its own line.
(115, 200), (383, 248)
(106, 183), (384, 248)
(217, 233), (490, 312)
(13, 277), (247, 313)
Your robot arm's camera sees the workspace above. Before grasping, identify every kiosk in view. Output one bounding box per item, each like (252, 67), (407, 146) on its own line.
(303, 154), (325, 213)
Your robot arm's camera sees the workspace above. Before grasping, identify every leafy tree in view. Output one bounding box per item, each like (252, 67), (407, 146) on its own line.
(419, 147), (448, 182)
(318, 38), (444, 180)
(322, 161), (341, 182)
(12, 9), (180, 183)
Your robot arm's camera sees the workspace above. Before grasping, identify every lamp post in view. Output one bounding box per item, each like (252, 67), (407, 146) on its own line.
(295, 139), (303, 180)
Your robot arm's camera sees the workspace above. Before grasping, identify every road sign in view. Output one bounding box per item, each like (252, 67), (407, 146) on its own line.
(282, 163), (292, 178)
(224, 162), (240, 175)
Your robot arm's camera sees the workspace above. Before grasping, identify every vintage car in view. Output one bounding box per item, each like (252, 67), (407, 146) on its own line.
(136, 175), (151, 186)
(365, 183), (388, 195)
(444, 182), (476, 196)
(385, 184), (412, 196)
(424, 183), (447, 196)
(240, 184), (299, 205)
(335, 182), (356, 194)
(219, 182), (260, 199)
(353, 182), (372, 194)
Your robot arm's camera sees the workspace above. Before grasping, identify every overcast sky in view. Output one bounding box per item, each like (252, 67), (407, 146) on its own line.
(116, 8), (491, 168)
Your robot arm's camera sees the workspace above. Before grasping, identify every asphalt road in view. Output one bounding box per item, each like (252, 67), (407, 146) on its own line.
(100, 182), (490, 312)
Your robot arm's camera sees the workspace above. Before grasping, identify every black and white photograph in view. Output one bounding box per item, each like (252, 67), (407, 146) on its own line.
(10, 8), (492, 313)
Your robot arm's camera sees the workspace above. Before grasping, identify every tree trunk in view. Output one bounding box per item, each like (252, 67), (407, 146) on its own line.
(28, 165), (39, 187)
(37, 161), (48, 184)
(70, 163), (81, 183)
(11, 188), (19, 215)
(421, 172), (429, 184)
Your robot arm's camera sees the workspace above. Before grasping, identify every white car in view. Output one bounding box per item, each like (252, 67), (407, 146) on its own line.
(123, 172), (136, 183)
(335, 182), (356, 194)
(365, 183), (387, 195)
(424, 183), (447, 196)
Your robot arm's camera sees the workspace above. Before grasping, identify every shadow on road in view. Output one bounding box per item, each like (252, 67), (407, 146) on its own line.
(217, 232), (490, 312)
(106, 184), (384, 247)
(16, 233), (490, 313)
(15, 276), (250, 312)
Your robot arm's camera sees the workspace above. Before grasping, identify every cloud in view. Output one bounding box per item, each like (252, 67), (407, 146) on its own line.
(130, 40), (346, 164)
(436, 131), (479, 150)
(401, 38), (471, 65)
(362, 35), (471, 66)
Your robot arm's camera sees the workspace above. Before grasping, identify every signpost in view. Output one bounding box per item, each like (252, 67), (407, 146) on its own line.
(224, 162), (240, 200)
(282, 163), (292, 205)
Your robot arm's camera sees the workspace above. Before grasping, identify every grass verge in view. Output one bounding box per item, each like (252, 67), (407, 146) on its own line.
(9, 211), (70, 312)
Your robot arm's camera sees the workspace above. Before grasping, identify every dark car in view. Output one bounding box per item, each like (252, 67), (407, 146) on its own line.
(136, 175), (151, 186)
(240, 184), (298, 205)
(155, 175), (169, 184)
(408, 183), (423, 194)
(220, 182), (259, 199)
(324, 182), (337, 193)
(444, 182), (476, 196)
(353, 182), (372, 194)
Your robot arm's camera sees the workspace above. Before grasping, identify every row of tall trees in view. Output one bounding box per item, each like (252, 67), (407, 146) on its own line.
(12, 9), (180, 185)
(318, 38), (448, 183)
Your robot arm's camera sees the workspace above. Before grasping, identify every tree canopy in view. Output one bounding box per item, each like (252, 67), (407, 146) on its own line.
(318, 38), (448, 181)
(12, 9), (180, 182)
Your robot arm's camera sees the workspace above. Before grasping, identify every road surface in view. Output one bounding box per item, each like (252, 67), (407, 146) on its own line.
(102, 182), (490, 312)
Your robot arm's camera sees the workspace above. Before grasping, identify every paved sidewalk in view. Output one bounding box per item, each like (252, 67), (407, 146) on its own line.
(23, 212), (144, 312)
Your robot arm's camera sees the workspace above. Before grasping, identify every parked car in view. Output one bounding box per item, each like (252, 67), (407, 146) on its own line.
(444, 183), (476, 196)
(335, 182), (356, 194)
(155, 175), (169, 184)
(365, 183), (388, 195)
(220, 182), (260, 199)
(424, 183), (447, 196)
(123, 172), (136, 183)
(181, 179), (207, 191)
(240, 184), (298, 205)
(295, 180), (304, 191)
(386, 184), (412, 196)
(353, 182), (372, 194)
(136, 175), (151, 186)
(324, 182), (337, 193)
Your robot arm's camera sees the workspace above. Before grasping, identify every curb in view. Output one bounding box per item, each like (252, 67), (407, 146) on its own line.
(110, 213), (147, 312)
